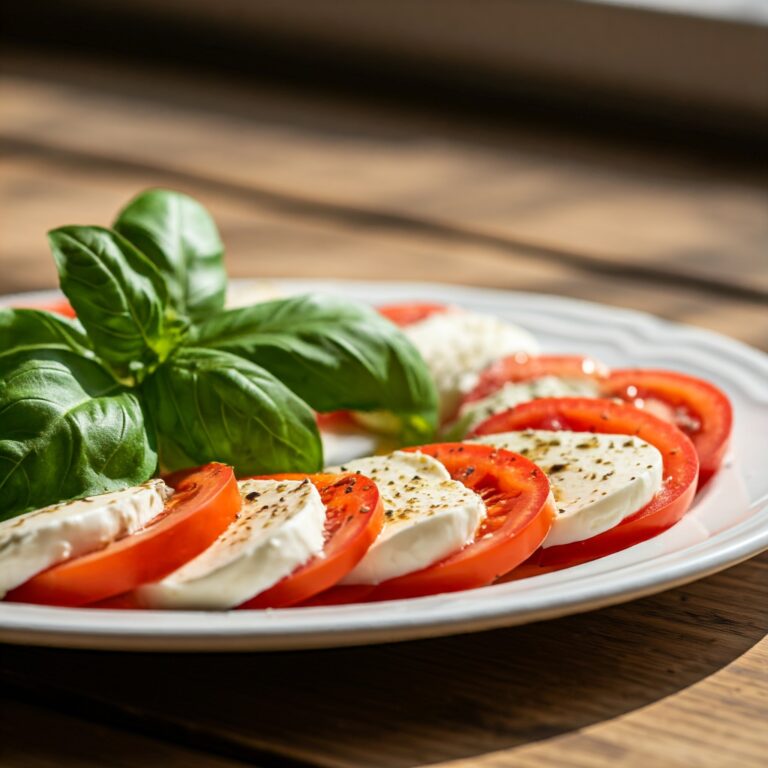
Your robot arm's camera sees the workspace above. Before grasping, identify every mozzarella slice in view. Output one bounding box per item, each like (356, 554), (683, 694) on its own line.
(0, 480), (170, 598)
(328, 451), (486, 584)
(356, 309), (539, 431)
(135, 478), (325, 609)
(452, 376), (601, 436)
(405, 310), (539, 416)
(321, 425), (389, 468)
(473, 430), (663, 547)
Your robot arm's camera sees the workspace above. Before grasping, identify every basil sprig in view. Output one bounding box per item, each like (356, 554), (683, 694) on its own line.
(49, 226), (189, 381)
(114, 189), (227, 322)
(193, 294), (438, 438)
(143, 348), (322, 476)
(0, 189), (438, 518)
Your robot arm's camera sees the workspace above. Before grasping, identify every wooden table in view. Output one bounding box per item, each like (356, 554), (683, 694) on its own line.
(1, 50), (767, 768)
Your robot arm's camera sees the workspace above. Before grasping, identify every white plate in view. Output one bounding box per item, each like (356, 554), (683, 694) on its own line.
(1, 280), (767, 651)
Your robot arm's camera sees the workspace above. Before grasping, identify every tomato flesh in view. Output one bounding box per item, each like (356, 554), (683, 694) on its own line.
(464, 356), (729, 488)
(463, 354), (609, 407)
(238, 473), (384, 609)
(602, 370), (731, 488)
(378, 302), (449, 327)
(315, 411), (356, 429)
(471, 398), (699, 569)
(307, 443), (554, 603)
(6, 463), (240, 607)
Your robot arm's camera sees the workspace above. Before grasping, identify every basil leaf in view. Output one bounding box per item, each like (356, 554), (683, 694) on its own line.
(193, 294), (439, 439)
(48, 226), (188, 379)
(0, 350), (157, 520)
(142, 347), (322, 476)
(114, 189), (226, 322)
(0, 308), (94, 362)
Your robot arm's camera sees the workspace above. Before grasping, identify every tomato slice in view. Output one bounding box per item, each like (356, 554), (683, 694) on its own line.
(6, 463), (240, 607)
(464, 357), (728, 488)
(308, 443), (554, 604)
(238, 472), (384, 609)
(463, 354), (609, 406)
(601, 370), (731, 488)
(378, 302), (449, 327)
(315, 410), (356, 429)
(471, 398), (699, 569)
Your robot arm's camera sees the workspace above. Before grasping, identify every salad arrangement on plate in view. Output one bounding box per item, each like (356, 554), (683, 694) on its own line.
(0, 190), (732, 610)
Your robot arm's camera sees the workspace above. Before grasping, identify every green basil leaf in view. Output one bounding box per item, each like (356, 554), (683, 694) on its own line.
(114, 189), (226, 322)
(48, 226), (188, 379)
(192, 294), (439, 440)
(142, 347), (322, 476)
(0, 350), (157, 520)
(0, 308), (94, 362)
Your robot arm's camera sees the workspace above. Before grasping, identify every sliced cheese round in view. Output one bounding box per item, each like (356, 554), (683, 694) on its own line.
(321, 425), (388, 469)
(452, 376), (601, 437)
(135, 478), (325, 609)
(474, 430), (663, 547)
(0, 480), (170, 598)
(328, 451), (486, 584)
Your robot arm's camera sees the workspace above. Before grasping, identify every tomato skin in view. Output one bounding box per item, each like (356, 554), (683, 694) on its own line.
(315, 411), (356, 429)
(463, 354), (609, 407)
(308, 443), (554, 604)
(464, 357), (728, 488)
(601, 369), (731, 488)
(471, 398), (699, 569)
(238, 473), (384, 609)
(6, 464), (240, 607)
(378, 302), (449, 327)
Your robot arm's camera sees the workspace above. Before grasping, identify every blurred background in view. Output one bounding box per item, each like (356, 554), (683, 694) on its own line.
(1, 0), (767, 347)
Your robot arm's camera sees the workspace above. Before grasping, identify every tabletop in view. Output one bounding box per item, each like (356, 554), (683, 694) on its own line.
(1, 49), (767, 768)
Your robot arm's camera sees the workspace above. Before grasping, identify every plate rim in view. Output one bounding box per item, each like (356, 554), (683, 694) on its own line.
(1, 280), (767, 651)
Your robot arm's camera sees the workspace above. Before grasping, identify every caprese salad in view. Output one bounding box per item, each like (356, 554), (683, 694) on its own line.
(0, 189), (732, 610)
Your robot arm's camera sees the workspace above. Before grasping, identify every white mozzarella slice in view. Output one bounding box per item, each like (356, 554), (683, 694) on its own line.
(473, 430), (663, 547)
(405, 310), (539, 419)
(328, 451), (486, 585)
(135, 478), (325, 609)
(321, 425), (388, 468)
(355, 309), (539, 431)
(0, 480), (170, 597)
(452, 376), (601, 436)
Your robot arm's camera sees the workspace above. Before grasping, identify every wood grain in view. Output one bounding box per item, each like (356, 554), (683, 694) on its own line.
(2, 52), (767, 299)
(1, 553), (766, 768)
(0, 50), (766, 768)
(2, 154), (767, 350)
(0, 697), (248, 768)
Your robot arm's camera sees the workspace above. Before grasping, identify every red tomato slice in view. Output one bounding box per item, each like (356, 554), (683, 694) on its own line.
(463, 354), (609, 406)
(238, 473), (384, 609)
(601, 370), (732, 488)
(308, 443), (554, 604)
(471, 398), (699, 569)
(6, 464), (240, 607)
(378, 302), (450, 327)
(11, 299), (77, 318)
(315, 411), (356, 429)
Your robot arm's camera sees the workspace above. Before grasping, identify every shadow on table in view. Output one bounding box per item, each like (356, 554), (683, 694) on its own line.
(2, 552), (766, 767)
